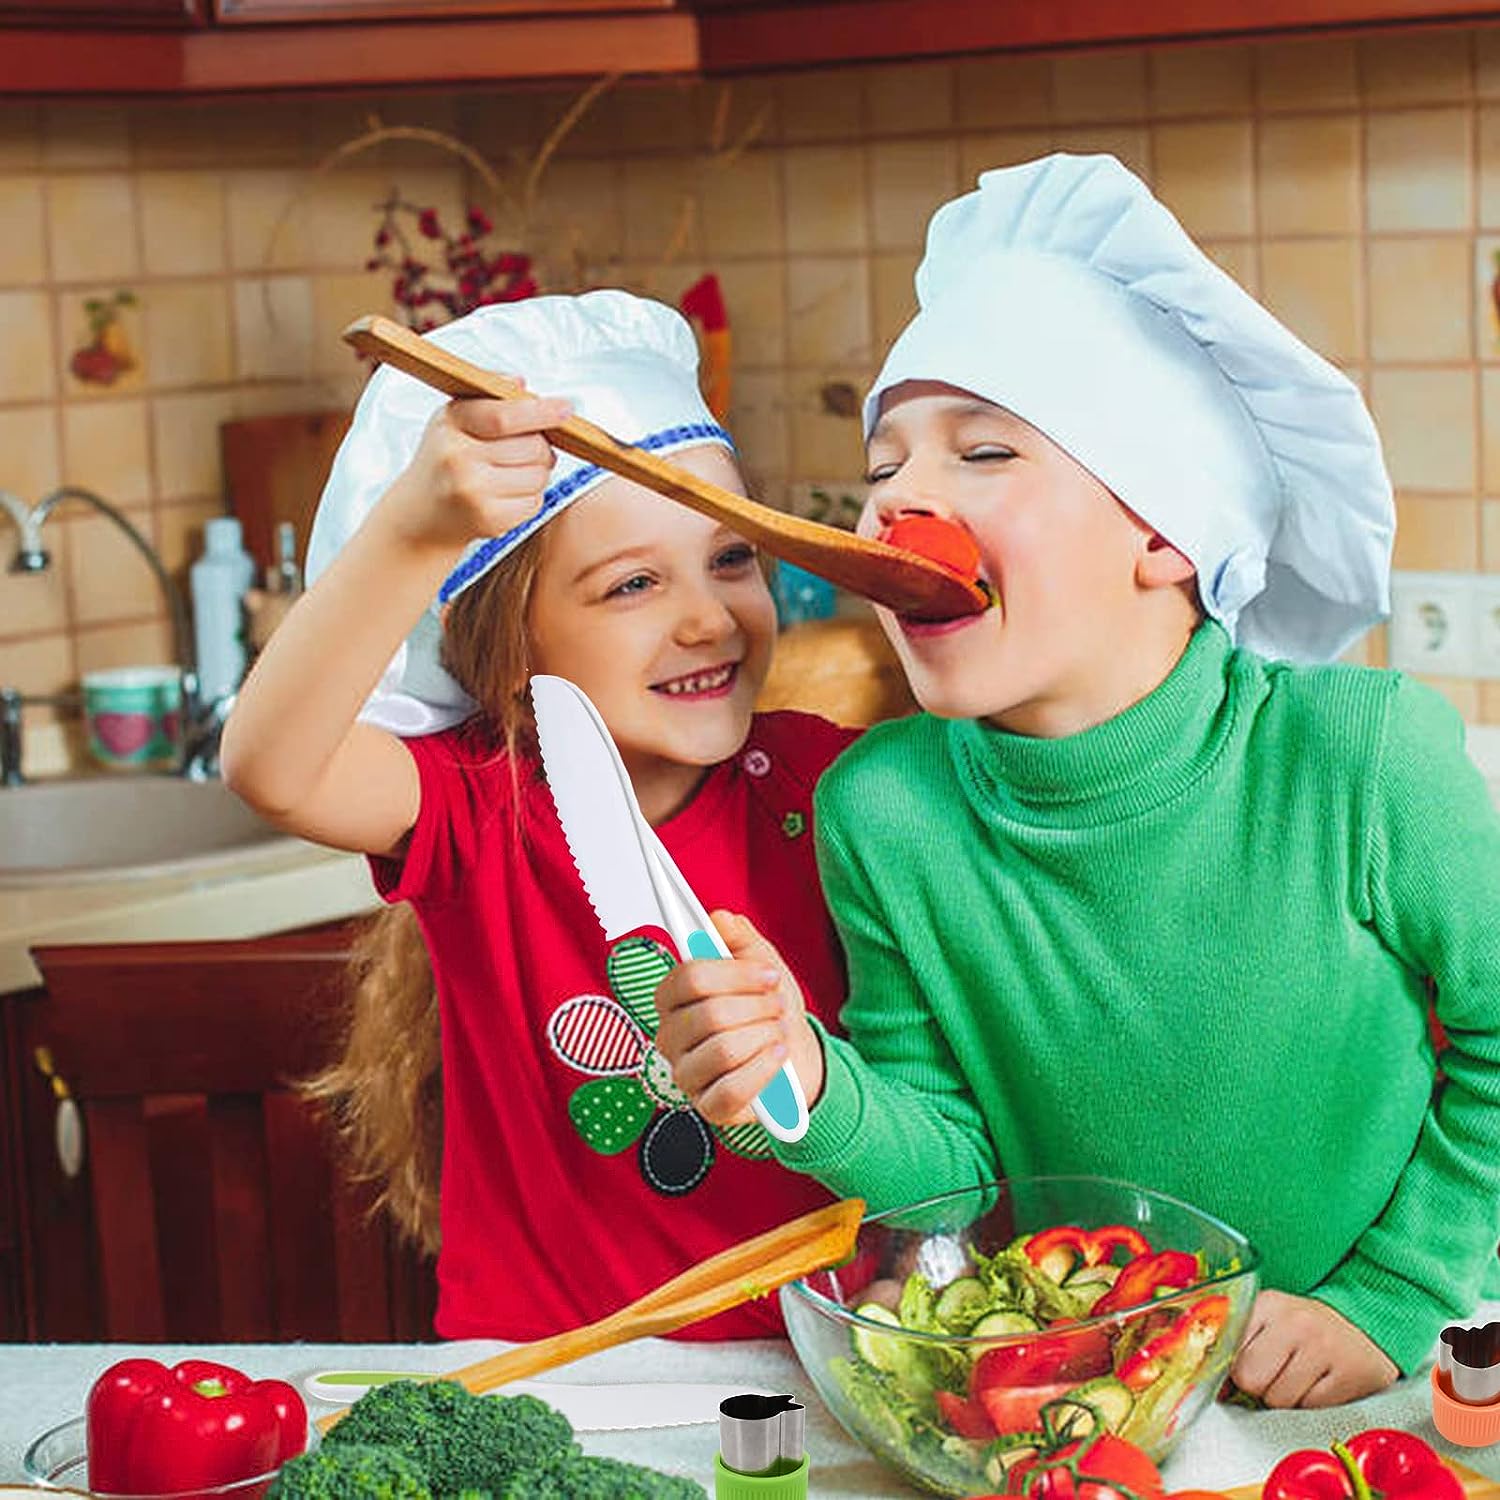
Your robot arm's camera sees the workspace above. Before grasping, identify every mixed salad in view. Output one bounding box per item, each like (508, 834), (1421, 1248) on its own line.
(826, 1222), (1237, 1497)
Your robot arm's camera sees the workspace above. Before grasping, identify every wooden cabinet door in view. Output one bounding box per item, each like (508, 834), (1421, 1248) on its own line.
(214, 0), (673, 21)
(17, 928), (437, 1343)
(0, 0), (204, 22)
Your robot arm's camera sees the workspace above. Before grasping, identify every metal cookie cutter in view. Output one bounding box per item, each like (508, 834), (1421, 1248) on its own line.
(1431, 1320), (1500, 1446)
(714, 1393), (809, 1499)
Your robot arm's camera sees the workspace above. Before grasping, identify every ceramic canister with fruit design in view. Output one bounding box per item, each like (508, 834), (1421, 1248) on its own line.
(82, 667), (182, 770)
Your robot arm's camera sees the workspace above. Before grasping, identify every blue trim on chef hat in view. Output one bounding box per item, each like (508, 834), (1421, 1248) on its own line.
(438, 420), (734, 603)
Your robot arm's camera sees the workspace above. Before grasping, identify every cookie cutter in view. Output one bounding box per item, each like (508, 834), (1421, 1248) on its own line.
(1431, 1320), (1500, 1446)
(714, 1392), (809, 1498)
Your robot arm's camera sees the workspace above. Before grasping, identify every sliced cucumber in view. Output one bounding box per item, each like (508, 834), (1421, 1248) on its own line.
(983, 1435), (1043, 1487)
(1033, 1244), (1079, 1283)
(1065, 1263), (1121, 1287)
(851, 1302), (906, 1372)
(1064, 1280), (1112, 1315)
(969, 1310), (1040, 1339)
(851, 1302), (937, 1396)
(1046, 1376), (1134, 1436)
(934, 1276), (991, 1331)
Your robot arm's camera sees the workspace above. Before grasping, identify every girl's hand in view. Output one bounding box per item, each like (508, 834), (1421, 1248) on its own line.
(1229, 1290), (1399, 1408)
(380, 393), (574, 554)
(654, 910), (825, 1127)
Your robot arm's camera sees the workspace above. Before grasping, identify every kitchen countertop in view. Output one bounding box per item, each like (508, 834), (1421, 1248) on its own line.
(0, 837), (379, 994)
(5, 1317), (1500, 1495)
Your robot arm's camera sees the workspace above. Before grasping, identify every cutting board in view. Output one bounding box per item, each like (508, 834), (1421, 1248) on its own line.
(1223, 1459), (1499, 1500)
(220, 409), (350, 573)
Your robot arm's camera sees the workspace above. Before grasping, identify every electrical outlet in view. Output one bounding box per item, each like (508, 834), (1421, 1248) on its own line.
(1474, 576), (1500, 680)
(1388, 571), (1476, 677)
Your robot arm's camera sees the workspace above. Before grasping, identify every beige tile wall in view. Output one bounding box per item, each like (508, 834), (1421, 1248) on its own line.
(3, 24), (1500, 728)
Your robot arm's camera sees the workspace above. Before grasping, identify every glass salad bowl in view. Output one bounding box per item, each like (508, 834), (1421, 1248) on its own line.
(780, 1176), (1260, 1498)
(24, 1416), (299, 1496)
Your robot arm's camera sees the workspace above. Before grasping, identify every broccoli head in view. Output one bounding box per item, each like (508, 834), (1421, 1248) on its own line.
(498, 1451), (708, 1499)
(324, 1379), (574, 1494)
(267, 1442), (434, 1499)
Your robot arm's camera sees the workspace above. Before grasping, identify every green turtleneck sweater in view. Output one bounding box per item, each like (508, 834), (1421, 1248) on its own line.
(776, 622), (1500, 1373)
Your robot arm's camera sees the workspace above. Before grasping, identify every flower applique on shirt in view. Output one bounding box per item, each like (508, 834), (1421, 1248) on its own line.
(546, 934), (771, 1195)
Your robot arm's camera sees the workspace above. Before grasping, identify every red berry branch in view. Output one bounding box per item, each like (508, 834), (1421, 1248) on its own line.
(366, 193), (537, 333)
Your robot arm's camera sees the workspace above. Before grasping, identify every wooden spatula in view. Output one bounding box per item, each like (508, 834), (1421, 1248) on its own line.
(343, 315), (989, 621)
(314, 1196), (863, 1433)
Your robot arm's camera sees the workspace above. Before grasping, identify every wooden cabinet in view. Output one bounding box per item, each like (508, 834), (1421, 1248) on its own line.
(4, 926), (437, 1343)
(215, 0), (672, 20)
(0, 0), (202, 20)
(7, 0), (1500, 95)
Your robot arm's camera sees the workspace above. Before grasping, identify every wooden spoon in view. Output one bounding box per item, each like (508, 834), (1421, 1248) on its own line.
(315, 1196), (863, 1433)
(343, 315), (989, 621)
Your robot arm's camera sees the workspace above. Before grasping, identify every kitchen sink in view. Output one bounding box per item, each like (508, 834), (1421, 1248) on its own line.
(0, 776), (298, 887)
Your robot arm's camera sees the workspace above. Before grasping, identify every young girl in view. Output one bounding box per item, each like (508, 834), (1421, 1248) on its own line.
(221, 290), (855, 1342)
(654, 154), (1500, 1407)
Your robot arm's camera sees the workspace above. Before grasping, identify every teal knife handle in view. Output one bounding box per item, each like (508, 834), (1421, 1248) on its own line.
(687, 929), (809, 1142)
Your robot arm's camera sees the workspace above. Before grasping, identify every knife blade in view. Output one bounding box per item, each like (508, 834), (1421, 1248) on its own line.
(530, 674), (809, 1142)
(530, 673), (668, 942)
(305, 1371), (770, 1429)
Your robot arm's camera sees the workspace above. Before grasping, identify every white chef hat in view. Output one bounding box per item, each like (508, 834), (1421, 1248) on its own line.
(866, 154), (1395, 663)
(306, 290), (732, 734)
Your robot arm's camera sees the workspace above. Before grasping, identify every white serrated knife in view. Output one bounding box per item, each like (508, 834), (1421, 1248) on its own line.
(529, 673), (809, 1143)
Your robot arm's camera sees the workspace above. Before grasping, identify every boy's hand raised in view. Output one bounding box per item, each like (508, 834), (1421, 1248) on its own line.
(1229, 1289), (1399, 1407)
(381, 393), (574, 554)
(654, 910), (825, 1129)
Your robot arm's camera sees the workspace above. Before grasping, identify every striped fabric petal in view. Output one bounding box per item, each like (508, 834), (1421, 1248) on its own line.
(548, 994), (647, 1077)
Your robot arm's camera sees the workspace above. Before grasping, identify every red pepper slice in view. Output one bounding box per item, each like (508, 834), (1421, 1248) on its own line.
(1022, 1225), (1155, 1281)
(1026, 1227), (1097, 1280)
(87, 1357), (306, 1495)
(1265, 1430), (1464, 1500)
(1091, 1250), (1198, 1317)
(1115, 1295), (1230, 1391)
(1086, 1226), (1152, 1264)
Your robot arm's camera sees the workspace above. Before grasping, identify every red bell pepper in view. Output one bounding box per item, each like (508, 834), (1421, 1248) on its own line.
(1091, 1250), (1199, 1316)
(87, 1357), (306, 1496)
(1115, 1295), (1230, 1391)
(1265, 1430), (1464, 1500)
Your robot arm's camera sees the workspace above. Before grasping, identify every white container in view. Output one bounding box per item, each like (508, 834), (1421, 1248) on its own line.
(191, 516), (256, 703)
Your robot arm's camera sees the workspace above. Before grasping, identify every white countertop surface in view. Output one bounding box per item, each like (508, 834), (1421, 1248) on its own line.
(5, 1318), (1500, 1495)
(0, 836), (379, 994)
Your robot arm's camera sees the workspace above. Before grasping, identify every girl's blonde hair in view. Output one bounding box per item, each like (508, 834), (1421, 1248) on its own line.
(302, 534), (546, 1254)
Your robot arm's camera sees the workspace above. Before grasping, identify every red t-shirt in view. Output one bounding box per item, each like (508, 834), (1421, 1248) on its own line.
(372, 710), (858, 1341)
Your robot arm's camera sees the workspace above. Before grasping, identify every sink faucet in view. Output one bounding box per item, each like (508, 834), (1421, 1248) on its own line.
(0, 486), (236, 784)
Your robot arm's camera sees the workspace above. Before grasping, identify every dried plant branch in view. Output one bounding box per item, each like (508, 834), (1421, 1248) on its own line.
(520, 72), (621, 231)
(262, 123), (517, 274)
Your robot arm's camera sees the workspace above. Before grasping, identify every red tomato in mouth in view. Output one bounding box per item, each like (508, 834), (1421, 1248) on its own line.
(882, 516), (982, 582)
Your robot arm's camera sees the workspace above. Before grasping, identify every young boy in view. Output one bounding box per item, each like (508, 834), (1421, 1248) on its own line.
(653, 154), (1500, 1409)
